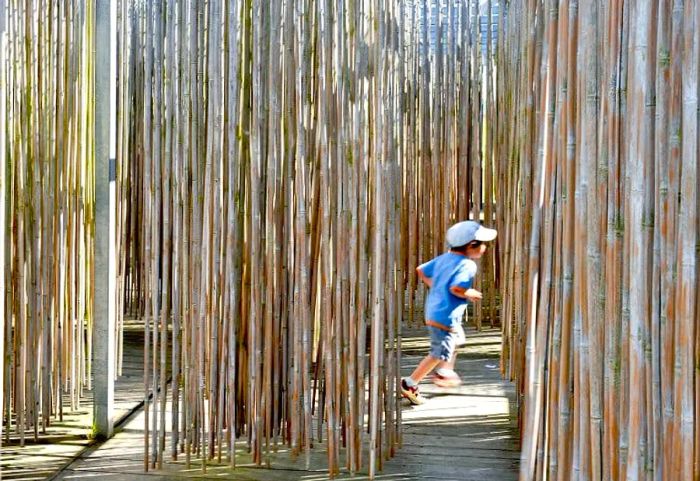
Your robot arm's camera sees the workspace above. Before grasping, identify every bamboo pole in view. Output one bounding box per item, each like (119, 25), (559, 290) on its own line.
(0, 0), (6, 449)
(674, 4), (698, 480)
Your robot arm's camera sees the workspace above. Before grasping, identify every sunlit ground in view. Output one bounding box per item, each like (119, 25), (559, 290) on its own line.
(1, 322), (517, 481)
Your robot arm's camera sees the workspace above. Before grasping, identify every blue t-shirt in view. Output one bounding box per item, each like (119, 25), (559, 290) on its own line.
(419, 252), (477, 328)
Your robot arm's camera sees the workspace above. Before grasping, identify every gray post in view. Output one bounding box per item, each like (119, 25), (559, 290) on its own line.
(94, 0), (117, 440)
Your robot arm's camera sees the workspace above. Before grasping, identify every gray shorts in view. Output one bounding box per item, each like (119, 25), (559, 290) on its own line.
(428, 324), (465, 361)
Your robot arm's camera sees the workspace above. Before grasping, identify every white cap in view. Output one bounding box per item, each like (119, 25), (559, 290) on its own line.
(445, 221), (498, 248)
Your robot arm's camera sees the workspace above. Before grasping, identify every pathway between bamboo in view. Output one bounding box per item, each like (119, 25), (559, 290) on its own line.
(51, 326), (518, 481)
(0, 322), (148, 480)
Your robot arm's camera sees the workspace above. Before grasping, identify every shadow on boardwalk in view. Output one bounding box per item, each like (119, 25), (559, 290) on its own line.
(11, 324), (518, 481)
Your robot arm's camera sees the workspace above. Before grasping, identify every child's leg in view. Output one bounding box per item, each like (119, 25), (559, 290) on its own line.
(434, 354), (457, 376)
(402, 327), (455, 404)
(433, 328), (462, 387)
(406, 326), (451, 383)
(440, 322), (465, 373)
(408, 355), (442, 384)
(442, 352), (458, 371)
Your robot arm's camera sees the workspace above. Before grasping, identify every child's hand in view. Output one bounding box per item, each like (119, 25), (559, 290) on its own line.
(465, 289), (482, 302)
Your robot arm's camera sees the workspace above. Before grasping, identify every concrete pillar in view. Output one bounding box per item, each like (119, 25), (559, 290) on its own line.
(93, 0), (117, 440)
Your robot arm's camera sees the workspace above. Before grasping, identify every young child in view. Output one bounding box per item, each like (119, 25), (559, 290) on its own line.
(401, 220), (497, 405)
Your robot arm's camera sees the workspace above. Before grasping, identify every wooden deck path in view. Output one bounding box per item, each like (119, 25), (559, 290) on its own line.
(47, 325), (519, 481)
(0, 324), (147, 480)
(395, 327), (519, 480)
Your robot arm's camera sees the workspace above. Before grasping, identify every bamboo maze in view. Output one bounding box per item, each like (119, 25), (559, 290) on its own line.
(495, 1), (700, 480)
(115, 0), (495, 476)
(4, 0), (699, 480)
(1, 0), (496, 478)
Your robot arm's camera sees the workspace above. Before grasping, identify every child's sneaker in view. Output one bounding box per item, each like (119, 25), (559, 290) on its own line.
(433, 370), (462, 388)
(401, 378), (425, 405)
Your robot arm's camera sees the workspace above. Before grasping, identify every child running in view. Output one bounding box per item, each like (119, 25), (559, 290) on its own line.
(401, 220), (497, 405)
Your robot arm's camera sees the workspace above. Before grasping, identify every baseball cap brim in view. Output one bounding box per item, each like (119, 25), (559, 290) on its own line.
(474, 226), (497, 242)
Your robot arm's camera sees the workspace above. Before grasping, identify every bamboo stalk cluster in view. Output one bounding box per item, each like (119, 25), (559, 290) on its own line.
(0, 0), (499, 476)
(116, 0), (495, 477)
(494, 1), (700, 480)
(0, 1), (96, 447)
(402, 0), (500, 329)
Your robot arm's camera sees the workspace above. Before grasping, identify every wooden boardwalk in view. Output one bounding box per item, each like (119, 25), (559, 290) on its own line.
(48, 325), (518, 481)
(395, 327), (519, 480)
(0, 324), (147, 480)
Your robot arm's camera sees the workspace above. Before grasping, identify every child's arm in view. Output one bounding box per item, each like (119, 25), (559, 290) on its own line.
(416, 258), (437, 288)
(449, 260), (480, 301)
(416, 266), (432, 288)
(449, 286), (482, 302)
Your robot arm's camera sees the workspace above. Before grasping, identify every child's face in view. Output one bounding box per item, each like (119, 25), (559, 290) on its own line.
(465, 242), (487, 259)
